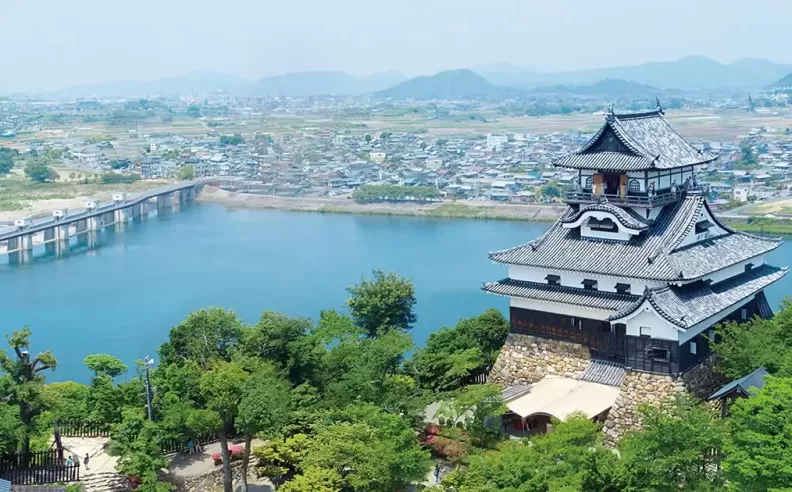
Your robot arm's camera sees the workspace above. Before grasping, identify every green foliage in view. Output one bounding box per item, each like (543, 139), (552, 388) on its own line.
(111, 159), (132, 170)
(219, 134), (245, 146)
(24, 162), (58, 183)
(280, 467), (343, 492)
(159, 308), (244, 369)
(346, 270), (417, 337)
(100, 173), (140, 184)
(0, 150), (14, 174)
(0, 327), (58, 454)
(254, 434), (311, 488)
(352, 184), (441, 203)
(407, 309), (509, 391)
(439, 384), (506, 447)
(724, 375), (792, 491)
(713, 299), (792, 378)
(738, 141), (758, 167)
(84, 354), (128, 379)
(186, 105), (201, 118)
(617, 395), (727, 491)
(443, 416), (610, 491)
(539, 181), (561, 198)
(178, 165), (195, 180)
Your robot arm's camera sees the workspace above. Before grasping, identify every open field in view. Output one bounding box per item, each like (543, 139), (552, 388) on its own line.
(0, 168), (168, 221)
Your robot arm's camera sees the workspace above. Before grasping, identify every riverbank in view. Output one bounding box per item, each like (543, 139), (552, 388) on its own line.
(197, 185), (566, 221)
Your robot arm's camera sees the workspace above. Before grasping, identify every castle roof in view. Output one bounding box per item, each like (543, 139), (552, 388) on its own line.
(553, 109), (718, 171)
(561, 202), (650, 231)
(488, 194), (782, 282)
(483, 278), (639, 312)
(609, 265), (787, 329)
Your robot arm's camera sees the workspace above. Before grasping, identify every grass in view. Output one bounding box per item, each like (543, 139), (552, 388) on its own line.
(724, 218), (792, 235)
(0, 170), (167, 214)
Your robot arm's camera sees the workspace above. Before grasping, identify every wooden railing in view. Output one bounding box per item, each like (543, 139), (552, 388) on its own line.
(0, 450), (80, 485)
(565, 190), (682, 208)
(56, 420), (111, 438)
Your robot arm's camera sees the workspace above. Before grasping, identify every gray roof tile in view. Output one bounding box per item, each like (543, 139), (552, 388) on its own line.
(581, 359), (627, 386)
(489, 194), (782, 282)
(553, 110), (717, 171)
(610, 264), (788, 329)
(482, 278), (639, 311)
(561, 202), (649, 231)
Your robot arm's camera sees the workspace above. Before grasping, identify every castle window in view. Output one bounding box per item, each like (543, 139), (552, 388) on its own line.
(628, 179), (640, 192)
(584, 176), (593, 189)
(690, 341), (697, 355)
(708, 329), (716, 342)
(587, 217), (618, 232)
(615, 283), (631, 294)
(640, 326), (651, 337)
(647, 347), (670, 362)
(545, 274), (561, 286)
(741, 308), (748, 320)
(745, 263), (754, 272)
(582, 279), (598, 291)
(695, 220), (713, 235)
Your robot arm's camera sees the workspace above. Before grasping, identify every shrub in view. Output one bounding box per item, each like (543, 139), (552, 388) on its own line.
(212, 446), (246, 465)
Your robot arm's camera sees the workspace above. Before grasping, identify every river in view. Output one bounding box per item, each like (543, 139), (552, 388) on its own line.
(1, 203), (789, 383)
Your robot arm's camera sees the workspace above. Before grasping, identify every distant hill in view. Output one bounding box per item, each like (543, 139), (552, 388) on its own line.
(376, 69), (522, 100)
(59, 70), (251, 97)
(472, 62), (538, 75)
(532, 79), (669, 97)
(249, 71), (406, 97)
(770, 72), (792, 88)
(483, 56), (792, 91)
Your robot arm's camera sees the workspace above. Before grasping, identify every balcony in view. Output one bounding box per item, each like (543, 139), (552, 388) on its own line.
(565, 190), (683, 208)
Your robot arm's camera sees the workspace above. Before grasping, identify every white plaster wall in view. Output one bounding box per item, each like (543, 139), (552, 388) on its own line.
(702, 256), (765, 284)
(619, 303), (680, 341)
(507, 265), (663, 294)
(509, 297), (614, 321)
(581, 222), (633, 241)
(675, 205), (729, 249)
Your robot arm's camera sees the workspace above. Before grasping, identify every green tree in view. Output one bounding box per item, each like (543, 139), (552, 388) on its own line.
(724, 375), (792, 491)
(84, 354), (128, 379)
(24, 162), (58, 183)
(347, 270), (417, 337)
(280, 467), (343, 492)
(199, 361), (249, 492)
(112, 409), (173, 490)
(186, 105), (201, 118)
(0, 327), (58, 457)
(617, 395), (727, 491)
(443, 416), (611, 491)
(178, 165), (195, 181)
(236, 368), (292, 492)
(364, 134), (372, 144)
(0, 152), (13, 174)
(439, 384), (505, 447)
(220, 134), (245, 146)
(159, 308), (244, 369)
(739, 141), (757, 167)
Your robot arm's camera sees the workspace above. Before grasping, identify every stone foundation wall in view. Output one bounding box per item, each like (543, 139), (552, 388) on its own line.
(490, 334), (728, 446)
(489, 333), (591, 387)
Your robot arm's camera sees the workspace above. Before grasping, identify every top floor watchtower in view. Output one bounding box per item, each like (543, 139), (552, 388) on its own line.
(556, 107), (717, 209)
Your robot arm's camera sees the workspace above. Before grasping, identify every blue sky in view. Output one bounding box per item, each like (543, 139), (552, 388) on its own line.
(1, 0), (790, 92)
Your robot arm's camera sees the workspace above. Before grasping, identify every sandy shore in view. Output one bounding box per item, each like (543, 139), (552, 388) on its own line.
(196, 186), (566, 221)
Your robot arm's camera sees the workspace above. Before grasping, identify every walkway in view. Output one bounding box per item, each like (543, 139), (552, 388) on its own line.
(60, 436), (118, 476)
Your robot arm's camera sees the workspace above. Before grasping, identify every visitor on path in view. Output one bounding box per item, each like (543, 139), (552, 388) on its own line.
(84, 453), (90, 471)
(187, 439), (195, 455)
(66, 456), (73, 466)
(434, 463), (441, 482)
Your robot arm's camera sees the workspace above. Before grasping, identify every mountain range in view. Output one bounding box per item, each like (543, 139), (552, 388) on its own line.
(375, 69), (521, 100)
(48, 56), (792, 98)
(477, 56), (792, 91)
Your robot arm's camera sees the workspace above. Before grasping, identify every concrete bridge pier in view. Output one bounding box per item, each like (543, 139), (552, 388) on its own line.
(77, 230), (97, 249)
(157, 193), (173, 215)
(179, 187), (195, 204)
(115, 207), (132, 224)
(76, 219), (88, 235)
(7, 236), (32, 264)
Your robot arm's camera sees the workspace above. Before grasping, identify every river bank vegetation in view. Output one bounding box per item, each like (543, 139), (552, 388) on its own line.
(2, 272), (792, 491)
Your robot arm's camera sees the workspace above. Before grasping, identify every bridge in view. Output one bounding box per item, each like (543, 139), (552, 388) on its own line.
(2, 181), (200, 262)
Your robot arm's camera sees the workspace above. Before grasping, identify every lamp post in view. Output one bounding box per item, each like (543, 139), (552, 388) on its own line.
(143, 356), (155, 421)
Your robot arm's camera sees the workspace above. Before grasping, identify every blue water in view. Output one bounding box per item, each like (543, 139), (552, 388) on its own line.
(1, 204), (789, 383)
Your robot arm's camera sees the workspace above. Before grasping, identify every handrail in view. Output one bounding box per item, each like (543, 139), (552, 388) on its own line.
(565, 190), (682, 208)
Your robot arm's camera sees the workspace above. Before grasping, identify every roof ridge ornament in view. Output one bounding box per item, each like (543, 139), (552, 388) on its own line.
(655, 97), (664, 114)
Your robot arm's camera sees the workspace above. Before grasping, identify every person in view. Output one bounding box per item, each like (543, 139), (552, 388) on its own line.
(648, 182), (655, 197)
(84, 453), (90, 471)
(434, 463), (441, 482)
(187, 439), (194, 455)
(66, 456), (73, 466)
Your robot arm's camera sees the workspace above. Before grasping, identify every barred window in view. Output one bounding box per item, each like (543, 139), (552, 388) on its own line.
(628, 179), (640, 192)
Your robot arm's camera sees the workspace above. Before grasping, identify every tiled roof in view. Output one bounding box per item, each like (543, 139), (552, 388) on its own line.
(553, 110), (718, 171)
(561, 202), (649, 231)
(482, 278), (639, 312)
(489, 194), (782, 282)
(610, 264), (788, 329)
(709, 367), (769, 400)
(581, 359), (627, 387)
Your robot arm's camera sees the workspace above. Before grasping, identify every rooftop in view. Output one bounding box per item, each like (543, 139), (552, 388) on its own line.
(489, 194), (782, 282)
(553, 109), (718, 171)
